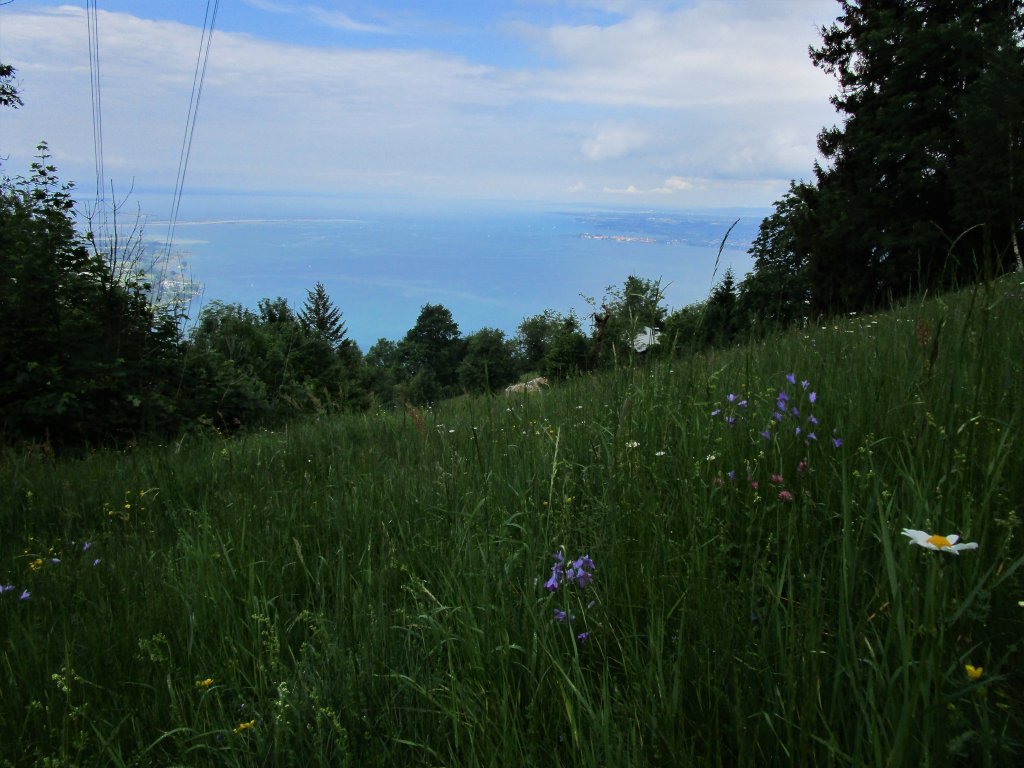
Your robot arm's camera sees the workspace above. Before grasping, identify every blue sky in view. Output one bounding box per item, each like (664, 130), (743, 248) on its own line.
(1, 0), (841, 218)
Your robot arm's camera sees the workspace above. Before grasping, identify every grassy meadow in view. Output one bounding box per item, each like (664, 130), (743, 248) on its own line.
(2, 276), (1023, 766)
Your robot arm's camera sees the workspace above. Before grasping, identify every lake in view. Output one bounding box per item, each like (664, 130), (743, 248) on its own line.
(148, 205), (766, 352)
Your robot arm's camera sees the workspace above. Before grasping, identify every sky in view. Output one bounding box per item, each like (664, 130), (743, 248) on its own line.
(0, 0), (843, 218)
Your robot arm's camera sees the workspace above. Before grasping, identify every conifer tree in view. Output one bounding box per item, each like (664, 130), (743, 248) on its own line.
(298, 282), (347, 350)
(807, 0), (1024, 313)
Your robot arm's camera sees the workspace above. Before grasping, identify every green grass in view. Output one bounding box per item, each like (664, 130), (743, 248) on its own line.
(2, 276), (1023, 766)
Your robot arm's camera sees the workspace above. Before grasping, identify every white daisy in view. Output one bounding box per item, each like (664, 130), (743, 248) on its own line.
(901, 528), (978, 555)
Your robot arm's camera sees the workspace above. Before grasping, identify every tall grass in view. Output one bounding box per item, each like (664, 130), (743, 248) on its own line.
(2, 276), (1023, 766)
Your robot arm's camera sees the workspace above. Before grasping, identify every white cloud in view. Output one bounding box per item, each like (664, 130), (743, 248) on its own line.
(243, 1), (397, 35)
(305, 8), (396, 34)
(513, 1), (835, 109)
(0, 2), (839, 210)
(602, 184), (641, 194)
(652, 175), (695, 193)
(581, 124), (650, 160)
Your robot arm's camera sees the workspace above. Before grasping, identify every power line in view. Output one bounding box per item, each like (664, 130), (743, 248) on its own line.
(164, 0), (219, 266)
(86, 0), (105, 215)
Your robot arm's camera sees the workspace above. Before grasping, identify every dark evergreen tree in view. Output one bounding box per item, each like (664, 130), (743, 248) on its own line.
(808, 0), (1024, 314)
(738, 182), (814, 332)
(298, 281), (348, 350)
(702, 268), (740, 348)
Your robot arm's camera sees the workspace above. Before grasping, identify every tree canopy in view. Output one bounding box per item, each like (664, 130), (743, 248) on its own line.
(805, 0), (1024, 313)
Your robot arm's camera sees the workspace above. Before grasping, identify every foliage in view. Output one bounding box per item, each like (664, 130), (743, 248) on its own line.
(0, 146), (182, 447)
(542, 312), (589, 378)
(590, 275), (667, 367)
(396, 304), (463, 402)
(661, 301), (706, 356)
(514, 309), (565, 373)
(0, 62), (24, 109)
(738, 182), (814, 332)
(182, 295), (366, 429)
(2, 276), (1022, 765)
(458, 327), (517, 393)
(806, 0), (1024, 313)
(701, 268), (740, 348)
(299, 281), (348, 350)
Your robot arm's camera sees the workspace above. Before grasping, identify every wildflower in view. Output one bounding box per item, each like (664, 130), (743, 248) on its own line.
(28, 558), (43, 572)
(778, 490), (795, 502)
(726, 393), (738, 403)
(807, 432), (817, 441)
(19, 589), (30, 600)
(749, 480), (759, 490)
(727, 470), (736, 481)
(625, 440), (639, 449)
(770, 474), (784, 485)
(0, 584), (15, 595)
(738, 400), (748, 408)
(553, 608), (574, 623)
(901, 529), (979, 555)
(571, 556), (595, 589)
(786, 373), (796, 384)
(832, 437), (843, 448)
(655, 451), (666, 457)
(724, 416), (736, 426)
(965, 664), (983, 680)
(546, 551), (595, 591)
(576, 632), (590, 643)
(710, 409), (721, 417)
(808, 414), (819, 425)
(760, 429), (772, 441)
(797, 461), (809, 473)
(233, 719), (256, 734)
(773, 412), (784, 422)
(196, 678), (214, 689)
(92, 558), (101, 566)
(82, 541), (92, 551)
(714, 477), (725, 487)
(706, 454), (716, 462)
(809, 392), (817, 404)
(801, 379), (810, 390)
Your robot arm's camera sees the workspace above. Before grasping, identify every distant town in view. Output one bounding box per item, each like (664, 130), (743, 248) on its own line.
(580, 233), (657, 243)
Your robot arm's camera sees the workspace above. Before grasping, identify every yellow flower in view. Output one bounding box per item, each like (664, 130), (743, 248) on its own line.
(195, 678), (214, 689)
(28, 558), (44, 572)
(233, 719), (256, 734)
(965, 664), (983, 681)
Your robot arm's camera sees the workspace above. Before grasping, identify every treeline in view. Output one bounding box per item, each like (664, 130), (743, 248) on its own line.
(3, 0), (1022, 449)
(0, 135), (672, 447)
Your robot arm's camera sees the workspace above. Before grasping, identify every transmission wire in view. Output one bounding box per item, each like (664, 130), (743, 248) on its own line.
(161, 0), (219, 301)
(86, 1), (105, 222)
